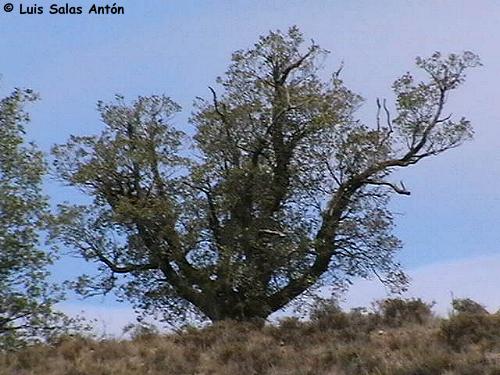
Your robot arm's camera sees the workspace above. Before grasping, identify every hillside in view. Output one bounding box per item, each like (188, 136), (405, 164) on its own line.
(2, 299), (500, 375)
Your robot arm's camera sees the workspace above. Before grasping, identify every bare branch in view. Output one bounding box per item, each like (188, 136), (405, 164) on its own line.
(208, 86), (240, 167)
(436, 113), (453, 124)
(208, 86), (226, 122)
(277, 44), (318, 85)
(258, 229), (287, 238)
(365, 179), (411, 196)
(324, 160), (342, 186)
(93, 248), (157, 274)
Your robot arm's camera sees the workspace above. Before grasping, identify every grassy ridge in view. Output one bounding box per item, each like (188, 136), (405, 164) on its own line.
(3, 298), (500, 375)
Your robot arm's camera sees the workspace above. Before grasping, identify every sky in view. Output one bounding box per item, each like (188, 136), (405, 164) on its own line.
(2, 0), (500, 334)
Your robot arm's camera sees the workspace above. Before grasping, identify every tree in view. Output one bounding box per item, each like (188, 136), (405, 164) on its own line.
(0, 88), (66, 349)
(51, 27), (480, 324)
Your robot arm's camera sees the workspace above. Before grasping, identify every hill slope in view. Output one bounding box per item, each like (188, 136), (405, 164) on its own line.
(2, 299), (500, 375)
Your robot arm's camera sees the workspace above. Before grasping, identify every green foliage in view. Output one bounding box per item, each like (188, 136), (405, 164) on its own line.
(50, 27), (480, 324)
(0, 88), (69, 349)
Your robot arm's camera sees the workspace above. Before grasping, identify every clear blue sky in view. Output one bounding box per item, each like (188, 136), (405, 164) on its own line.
(2, 0), (500, 327)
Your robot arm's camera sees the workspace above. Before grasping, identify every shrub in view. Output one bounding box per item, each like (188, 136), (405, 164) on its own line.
(123, 322), (159, 341)
(439, 298), (500, 350)
(374, 298), (434, 327)
(439, 313), (500, 349)
(310, 300), (350, 331)
(452, 298), (489, 315)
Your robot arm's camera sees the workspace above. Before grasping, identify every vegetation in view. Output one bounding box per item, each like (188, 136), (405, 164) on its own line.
(3, 298), (500, 374)
(50, 27), (480, 324)
(0, 88), (69, 350)
(0, 27), (488, 375)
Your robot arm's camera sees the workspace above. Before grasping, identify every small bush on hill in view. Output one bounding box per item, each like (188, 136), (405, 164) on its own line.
(374, 298), (434, 326)
(452, 298), (489, 315)
(440, 299), (500, 349)
(310, 300), (350, 331)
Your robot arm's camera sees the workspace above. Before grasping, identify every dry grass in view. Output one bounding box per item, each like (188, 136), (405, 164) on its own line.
(3, 298), (500, 375)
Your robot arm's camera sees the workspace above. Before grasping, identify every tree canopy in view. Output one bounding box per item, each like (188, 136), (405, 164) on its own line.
(51, 27), (480, 323)
(0, 88), (66, 349)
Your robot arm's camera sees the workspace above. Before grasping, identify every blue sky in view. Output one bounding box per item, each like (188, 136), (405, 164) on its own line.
(3, 0), (500, 331)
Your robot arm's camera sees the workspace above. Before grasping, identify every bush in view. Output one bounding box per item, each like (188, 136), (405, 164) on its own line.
(374, 298), (434, 327)
(440, 313), (500, 349)
(123, 322), (159, 340)
(310, 300), (350, 331)
(452, 298), (489, 315)
(438, 298), (500, 350)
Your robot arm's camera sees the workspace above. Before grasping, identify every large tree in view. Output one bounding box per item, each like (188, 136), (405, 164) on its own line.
(51, 27), (480, 323)
(0, 88), (66, 349)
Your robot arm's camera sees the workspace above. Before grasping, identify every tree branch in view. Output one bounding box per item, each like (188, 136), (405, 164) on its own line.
(365, 179), (411, 195)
